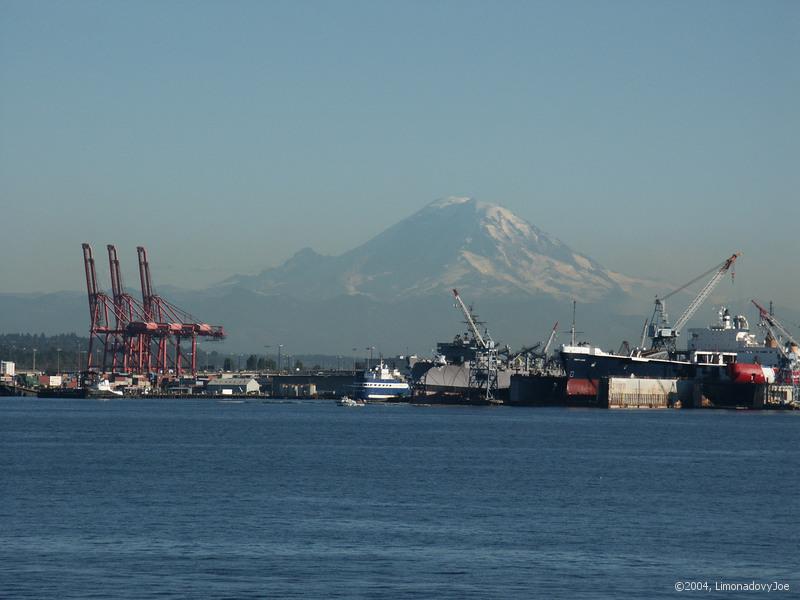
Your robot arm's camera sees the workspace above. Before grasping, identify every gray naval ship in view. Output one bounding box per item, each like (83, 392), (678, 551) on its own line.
(411, 335), (512, 395)
(410, 292), (559, 401)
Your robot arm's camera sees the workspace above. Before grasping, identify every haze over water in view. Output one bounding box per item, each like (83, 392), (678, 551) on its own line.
(2, 399), (797, 598)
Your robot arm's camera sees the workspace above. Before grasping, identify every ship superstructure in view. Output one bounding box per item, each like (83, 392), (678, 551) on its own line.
(687, 307), (783, 367)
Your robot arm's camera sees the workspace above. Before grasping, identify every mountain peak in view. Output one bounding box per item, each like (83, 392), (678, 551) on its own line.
(427, 195), (475, 209)
(425, 197), (539, 238)
(287, 247), (324, 263)
(226, 196), (653, 302)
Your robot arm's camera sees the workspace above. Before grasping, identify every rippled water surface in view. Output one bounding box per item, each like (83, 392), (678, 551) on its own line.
(1, 398), (797, 598)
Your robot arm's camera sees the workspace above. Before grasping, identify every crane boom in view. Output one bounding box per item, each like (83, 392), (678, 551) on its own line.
(672, 253), (739, 332)
(650, 252), (739, 351)
(542, 321), (558, 355)
(82, 243), (99, 321)
(137, 246), (154, 320)
(452, 289), (487, 349)
(752, 300), (799, 354)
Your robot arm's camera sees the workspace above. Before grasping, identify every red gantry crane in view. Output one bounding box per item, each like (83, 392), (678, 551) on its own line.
(136, 246), (224, 377)
(107, 244), (152, 373)
(82, 243), (225, 379)
(83, 243), (121, 373)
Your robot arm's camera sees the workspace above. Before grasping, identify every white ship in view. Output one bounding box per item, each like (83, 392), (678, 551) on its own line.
(354, 362), (410, 401)
(687, 307), (784, 367)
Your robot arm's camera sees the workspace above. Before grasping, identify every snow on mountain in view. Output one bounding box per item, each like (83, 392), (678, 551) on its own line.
(225, 196), (650, 302)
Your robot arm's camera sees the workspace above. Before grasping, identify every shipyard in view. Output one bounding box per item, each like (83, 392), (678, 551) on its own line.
(2, 245), (797, 412)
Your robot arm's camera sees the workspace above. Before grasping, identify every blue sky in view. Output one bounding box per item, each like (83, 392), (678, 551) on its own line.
(1, 0), (798, 301)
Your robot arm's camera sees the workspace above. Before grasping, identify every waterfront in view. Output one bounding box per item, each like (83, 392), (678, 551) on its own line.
(1, 398), (797, 598)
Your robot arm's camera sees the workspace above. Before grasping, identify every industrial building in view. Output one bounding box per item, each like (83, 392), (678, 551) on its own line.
(206, 377), (260, 395)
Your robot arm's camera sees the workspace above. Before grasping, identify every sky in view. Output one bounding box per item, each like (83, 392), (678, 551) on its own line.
(1, 0), (798, 302)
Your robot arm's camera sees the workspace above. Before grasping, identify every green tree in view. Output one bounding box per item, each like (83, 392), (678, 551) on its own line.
(246, 354), (258, 370)
(223, 357), (233, 371)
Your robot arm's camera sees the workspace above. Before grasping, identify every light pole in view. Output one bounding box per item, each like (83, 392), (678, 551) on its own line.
(264, 345), (271, 373)
(32, 348), (37, 372)
(56, 348), (62, 374)
(278, 344), (283, 374)
(365, 346), (375, 370)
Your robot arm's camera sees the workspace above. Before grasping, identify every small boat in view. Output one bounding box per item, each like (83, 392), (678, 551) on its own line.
(336, 396), (363, 407)
(91, 379), (124, 398)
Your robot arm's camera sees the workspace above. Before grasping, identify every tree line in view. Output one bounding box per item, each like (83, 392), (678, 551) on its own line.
(0, 333), (330, 373)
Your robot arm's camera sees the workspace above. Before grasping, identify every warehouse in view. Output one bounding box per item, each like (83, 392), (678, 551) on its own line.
(205, 377), (260, 396)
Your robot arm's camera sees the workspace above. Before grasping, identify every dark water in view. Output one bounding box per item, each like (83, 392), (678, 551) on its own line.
(1, 399), (797, 599)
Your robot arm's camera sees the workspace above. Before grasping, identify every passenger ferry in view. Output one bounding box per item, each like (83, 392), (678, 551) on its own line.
(354, 362), (411, 401)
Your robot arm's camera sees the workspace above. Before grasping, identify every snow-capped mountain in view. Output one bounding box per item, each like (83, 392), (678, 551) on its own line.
(224, 196), (648, 302)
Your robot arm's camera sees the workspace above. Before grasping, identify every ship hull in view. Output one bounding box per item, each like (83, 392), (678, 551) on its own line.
(413, 363), (513, 393)
(694, 381), (768, 409)
(354, 383), (410, 401)
(508, 374), (564, 406)
(561, 351), (696, 381)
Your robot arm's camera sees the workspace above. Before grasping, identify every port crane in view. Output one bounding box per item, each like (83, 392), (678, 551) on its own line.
(504, 320), (561, 374)
(532, 320), (561, 374)
(107, 244), (152, 373)
(82, 243), (224, 379)
(751, 300), (800, 352)
(451, 289), (500, 403)
(452, 288), (491, 351)
(135, 246), (224, 376)
(648, 253), (740, 353)
(751, 299), (800, 387)
(82, 243), (118, 372)
(543, 321), (559, 356)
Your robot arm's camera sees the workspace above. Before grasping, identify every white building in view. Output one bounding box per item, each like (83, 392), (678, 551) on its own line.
(206, 377), (260, 395)
(1, 361), (15, 377)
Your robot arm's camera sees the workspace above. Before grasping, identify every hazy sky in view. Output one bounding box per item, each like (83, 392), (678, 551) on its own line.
(1, 0), (798, 302)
